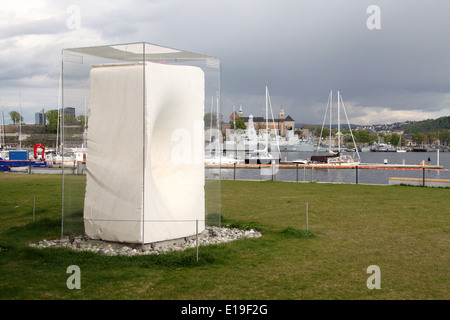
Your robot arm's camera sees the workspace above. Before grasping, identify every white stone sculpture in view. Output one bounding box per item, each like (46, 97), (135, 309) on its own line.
(83, 61), (205, 244)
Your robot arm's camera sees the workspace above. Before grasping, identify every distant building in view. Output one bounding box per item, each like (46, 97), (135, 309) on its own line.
(223, 105), (295, 137)
(229, 111), (240, 123)
(60, 107), (76, 116)
(35, 109), (46, 125)
(300, 125), (309, 138)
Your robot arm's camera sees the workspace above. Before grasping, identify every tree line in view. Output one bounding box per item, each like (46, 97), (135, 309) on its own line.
(352, 130), (449, 146)
(307, 126), (449, 146)
(217, 113), (450, 147)
(401, 116), (450, 134)
(44, 110), (87, 133)
(8, 109), (87, 133)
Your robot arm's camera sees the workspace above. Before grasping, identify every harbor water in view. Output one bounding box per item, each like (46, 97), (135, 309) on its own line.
(207, 151), (450, 185)
(7, 150), (450, 186)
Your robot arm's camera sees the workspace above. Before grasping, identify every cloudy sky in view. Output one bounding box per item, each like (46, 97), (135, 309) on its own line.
(1, 0), (449, 126)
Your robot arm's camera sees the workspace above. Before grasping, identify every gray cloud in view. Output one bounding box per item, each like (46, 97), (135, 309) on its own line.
(0, 0), (449, 125)
(0, 17), (66, 39)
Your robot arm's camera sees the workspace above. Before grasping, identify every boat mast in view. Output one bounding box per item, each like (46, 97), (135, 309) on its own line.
(1, 106), (5, 149)
(339, 92), (361, 161)
(329, 89), (332, 152)
(317, 90), (331, 153)
(56, 72), (62, 153)
(233, 103), (236, 130)
(19, 92), (22, 150)
(216, 91), (221, 159)
(209, 95), (213, 156)
(267, 86), (280, 156)
(265, 86), (269, 152)
(83, 94), (87, 148)
(337, 90), (341, 153)
(265, 86), (268, 138)
(233, 102), (236, 158)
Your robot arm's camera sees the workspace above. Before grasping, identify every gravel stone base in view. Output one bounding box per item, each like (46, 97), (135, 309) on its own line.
(28, 226), (262, 256)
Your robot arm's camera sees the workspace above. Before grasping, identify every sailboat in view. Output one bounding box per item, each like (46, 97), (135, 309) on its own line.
(311, 90), (360, 166)
(50, 77), (88, 169)
(204, 93), (243, 165)
(246, 86), (281, 164)
(396, 134), (407, 152)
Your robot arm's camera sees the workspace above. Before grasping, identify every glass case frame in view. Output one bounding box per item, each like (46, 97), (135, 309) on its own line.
(60, 42), (221, 245)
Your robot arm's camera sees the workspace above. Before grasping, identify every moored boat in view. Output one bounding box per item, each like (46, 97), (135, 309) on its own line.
(311, 90), (360, 166)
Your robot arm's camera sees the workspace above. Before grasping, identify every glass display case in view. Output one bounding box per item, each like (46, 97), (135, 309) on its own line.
(60, 42), (221, 245)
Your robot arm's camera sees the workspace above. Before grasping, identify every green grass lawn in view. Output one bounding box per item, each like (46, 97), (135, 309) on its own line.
(0, 173), (448, 300)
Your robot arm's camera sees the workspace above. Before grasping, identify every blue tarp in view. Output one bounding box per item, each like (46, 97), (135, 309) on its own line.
(8, 150), (28, 160)
(0, 157), (48, 172)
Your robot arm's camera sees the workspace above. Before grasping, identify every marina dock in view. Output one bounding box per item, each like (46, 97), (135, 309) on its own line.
(207, 162), (445, 170)
(389, 177), (450, 187)
(206, 161), (449, 186)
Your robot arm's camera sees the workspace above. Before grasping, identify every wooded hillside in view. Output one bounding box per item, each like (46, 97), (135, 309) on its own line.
(402, 116), (450, 134)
